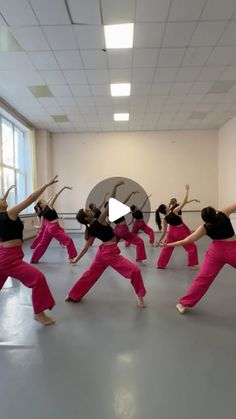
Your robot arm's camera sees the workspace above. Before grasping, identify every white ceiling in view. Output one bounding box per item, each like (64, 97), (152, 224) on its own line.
(0, 0), (236, 132)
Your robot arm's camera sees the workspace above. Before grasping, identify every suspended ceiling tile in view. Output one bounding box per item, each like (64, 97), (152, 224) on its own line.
(54, 50), (83, 70)
(136, 0), (171, 22)
(11, 27), (50, 51)
(107, 50), (132, 69)
(133, 48), (158, 68)
(109, 68), (131, 83)
(0, 52), (35, 70)
(43, 26), (77, 50)
(68, 0), (101, 24)
(0, 0), (38, 26)
(162, 22), (197, 48)
(86, 69), (109, 84)
(218, 21), (236, 46)
(201, 0), (236, 21)
(73, 25), (105, 49)
(80, 49), (107, 69)
(48, 84), (72, 97)
(28, 51), (59, 70)
(191, 21), (228, 47)
(101, 0), (135, 24)
(134, 23), (165, 48)
(40, 70), (66, 85)
(158, 48), (185, 67)
(63, 70), (88, 85)
(182, 47), (213, 66)
(70, 85), (92, 97)
(154, 67), (178, 82)
(206, 46), (236, 66)
(29, 0), (70, 24)
(168, 0), (205, 21)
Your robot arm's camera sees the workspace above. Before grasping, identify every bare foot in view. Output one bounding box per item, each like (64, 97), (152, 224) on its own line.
(65, 295), (77, 302)
(189, 265), (199, 270)
(176, 303), (186, 314)
(34, 312), (55, 326)
(137, 297), (146, 308)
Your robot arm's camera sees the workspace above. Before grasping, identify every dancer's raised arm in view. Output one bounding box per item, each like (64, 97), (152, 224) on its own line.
(48, 186), (72, 208)
(8, 175), (58, 219)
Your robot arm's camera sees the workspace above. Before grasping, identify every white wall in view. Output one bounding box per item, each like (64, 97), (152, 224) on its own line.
(50, 130), (218, 230)
(35, 129), (53, 198)
(218, 116), (236, 229)
(218, 116), (236, 206)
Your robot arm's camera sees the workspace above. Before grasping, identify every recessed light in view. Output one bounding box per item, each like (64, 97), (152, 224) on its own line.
(114, 113), (129, 121)
(51, 115), (69, 123)
(0, 28), (22, 51)
(104, 23), (134, 49)
(29, 85), (53, 97)
(110, 83), (131, 97)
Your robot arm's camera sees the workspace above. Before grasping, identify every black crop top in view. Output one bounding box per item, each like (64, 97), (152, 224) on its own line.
(132, 210), (143, 220)
(204, 212), (235, 240)
(42, 206), (58, 221)
(0, 212), (24, 242)
(89, 220), (115, 242)
(165, 211), (182, 226)
(114, 216), (125, 224)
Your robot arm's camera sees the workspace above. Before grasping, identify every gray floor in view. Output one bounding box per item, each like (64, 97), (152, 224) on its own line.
(1, 233), (236, 419)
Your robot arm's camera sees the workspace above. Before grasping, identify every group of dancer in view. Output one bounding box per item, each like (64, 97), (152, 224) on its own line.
(1, 176), (236, 327)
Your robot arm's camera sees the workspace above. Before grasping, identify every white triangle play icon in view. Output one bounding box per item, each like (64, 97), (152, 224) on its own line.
(108, 198), (130, 222)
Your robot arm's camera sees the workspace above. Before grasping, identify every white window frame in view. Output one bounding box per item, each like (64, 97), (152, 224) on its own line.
(0, 109), (33, 213)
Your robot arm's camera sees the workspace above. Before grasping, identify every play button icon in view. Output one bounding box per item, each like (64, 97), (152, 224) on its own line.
(108, 198), (130, 222)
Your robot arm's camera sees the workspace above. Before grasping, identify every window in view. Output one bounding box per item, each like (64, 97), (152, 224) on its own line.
(0, 112), (33, 213)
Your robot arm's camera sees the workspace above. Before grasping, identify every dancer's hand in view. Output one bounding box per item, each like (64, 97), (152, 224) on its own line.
(159, 242), (167, 248)
(68, 257), (78, 264)
(47, 175), (59, 186)
(195, 199), (200, 203)
(185, 184), (189, 190)
(65, 186), (72, 190)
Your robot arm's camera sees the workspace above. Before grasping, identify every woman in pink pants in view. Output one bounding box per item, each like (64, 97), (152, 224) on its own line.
(31, 186), (77, 263)
(0, 176), (58, 326)
(113, 190), (147, 263)
(156, 184), (199, 269)
(66, 182), (146, 308)
(127, 194), (154, 245)
(161, 203), (236, 315)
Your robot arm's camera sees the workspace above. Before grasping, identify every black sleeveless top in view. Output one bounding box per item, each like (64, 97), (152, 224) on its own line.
(42, 206), (58, 221)
(89, 220), (115, 242)
(165, 211), (182, 226)
(114, 216), (125, 224)
(0, 212), (24, 242)
(204, 212), (235, 240)
(132, 210), (143, 220)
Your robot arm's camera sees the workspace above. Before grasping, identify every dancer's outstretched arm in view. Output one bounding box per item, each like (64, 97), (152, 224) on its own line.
(70, 237), (94, 264)
(156, 219), (168, 245)
(160, 225), (205, 248)
(8, 175), (59, 219)
(173, 185), (189, 213)
(48, 186), (72, 208)
(99, 181), (125, 224)
(221, 203), (236, 217)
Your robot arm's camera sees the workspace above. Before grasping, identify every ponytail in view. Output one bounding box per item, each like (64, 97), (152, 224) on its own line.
(155, 209), (162, 231)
